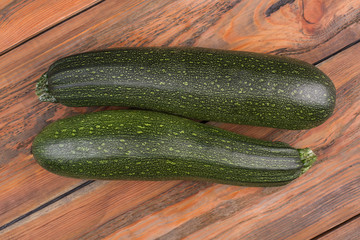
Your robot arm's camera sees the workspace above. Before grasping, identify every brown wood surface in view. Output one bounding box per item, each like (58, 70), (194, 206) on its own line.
(0, 0), (103, 54)
(1, 0), (359, 239)
(317, 215), (360, 240)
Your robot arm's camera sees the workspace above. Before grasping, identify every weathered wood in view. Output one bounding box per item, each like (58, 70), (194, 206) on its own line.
(316, 215), (360, 240)
(0, 0), (103, 54)
(1, 180), (188, 239)
(1, 0), (359, 238)
(189, 0), (360, 62)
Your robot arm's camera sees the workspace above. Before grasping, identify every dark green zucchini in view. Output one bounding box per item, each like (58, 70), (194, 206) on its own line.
(31, 110), (316, 186)
(36, 47), (336, 130)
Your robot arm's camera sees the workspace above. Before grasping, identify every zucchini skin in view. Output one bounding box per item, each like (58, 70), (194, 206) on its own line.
(31, 110), (316, 186)
(36, 47), (336, 130)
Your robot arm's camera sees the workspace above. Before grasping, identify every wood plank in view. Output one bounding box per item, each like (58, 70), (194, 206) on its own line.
(1, 33), (359, 240)
(0, 0), (103, 54)
(194, 0), (360, 62)
(1, 180), (188, 238)
(1, 0), (359, 237)
(316, 215), (360, 240)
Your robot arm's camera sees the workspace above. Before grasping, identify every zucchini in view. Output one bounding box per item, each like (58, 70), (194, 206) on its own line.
(31, 110), (316, 186)
(36, 47), (336, 130)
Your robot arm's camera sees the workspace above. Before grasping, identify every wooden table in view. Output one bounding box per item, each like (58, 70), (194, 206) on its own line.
(1, 1), (359, 239)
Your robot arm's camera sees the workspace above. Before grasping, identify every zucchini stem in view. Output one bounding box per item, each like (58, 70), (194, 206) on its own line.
(298, 148), (317, 174)
(36, 73), (57, 103)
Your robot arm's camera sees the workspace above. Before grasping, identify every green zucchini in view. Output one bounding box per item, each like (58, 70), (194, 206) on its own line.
(31, 110), (316, 186)
(36, 47), (336, 130)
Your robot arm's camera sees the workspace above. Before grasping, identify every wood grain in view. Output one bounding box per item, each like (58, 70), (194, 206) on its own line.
(1, 0), (360, 238)
(1, 180), (190, 239)
(0, 0), (103, 54)
(317, 215), (360, 240)
(193, 0), (360, 61)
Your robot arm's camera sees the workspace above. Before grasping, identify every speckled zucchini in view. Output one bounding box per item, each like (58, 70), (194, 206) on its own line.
(31, 110), (316, 186)
(36, 47), (336, 130)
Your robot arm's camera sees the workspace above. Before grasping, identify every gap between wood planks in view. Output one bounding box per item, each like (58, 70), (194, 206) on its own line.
(1, 3), (360, 235)
(0, 181), (95, 231)
(311, 213), (360, 239)
(0, 0), (105, 57)
(313, 38), (360, 65)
